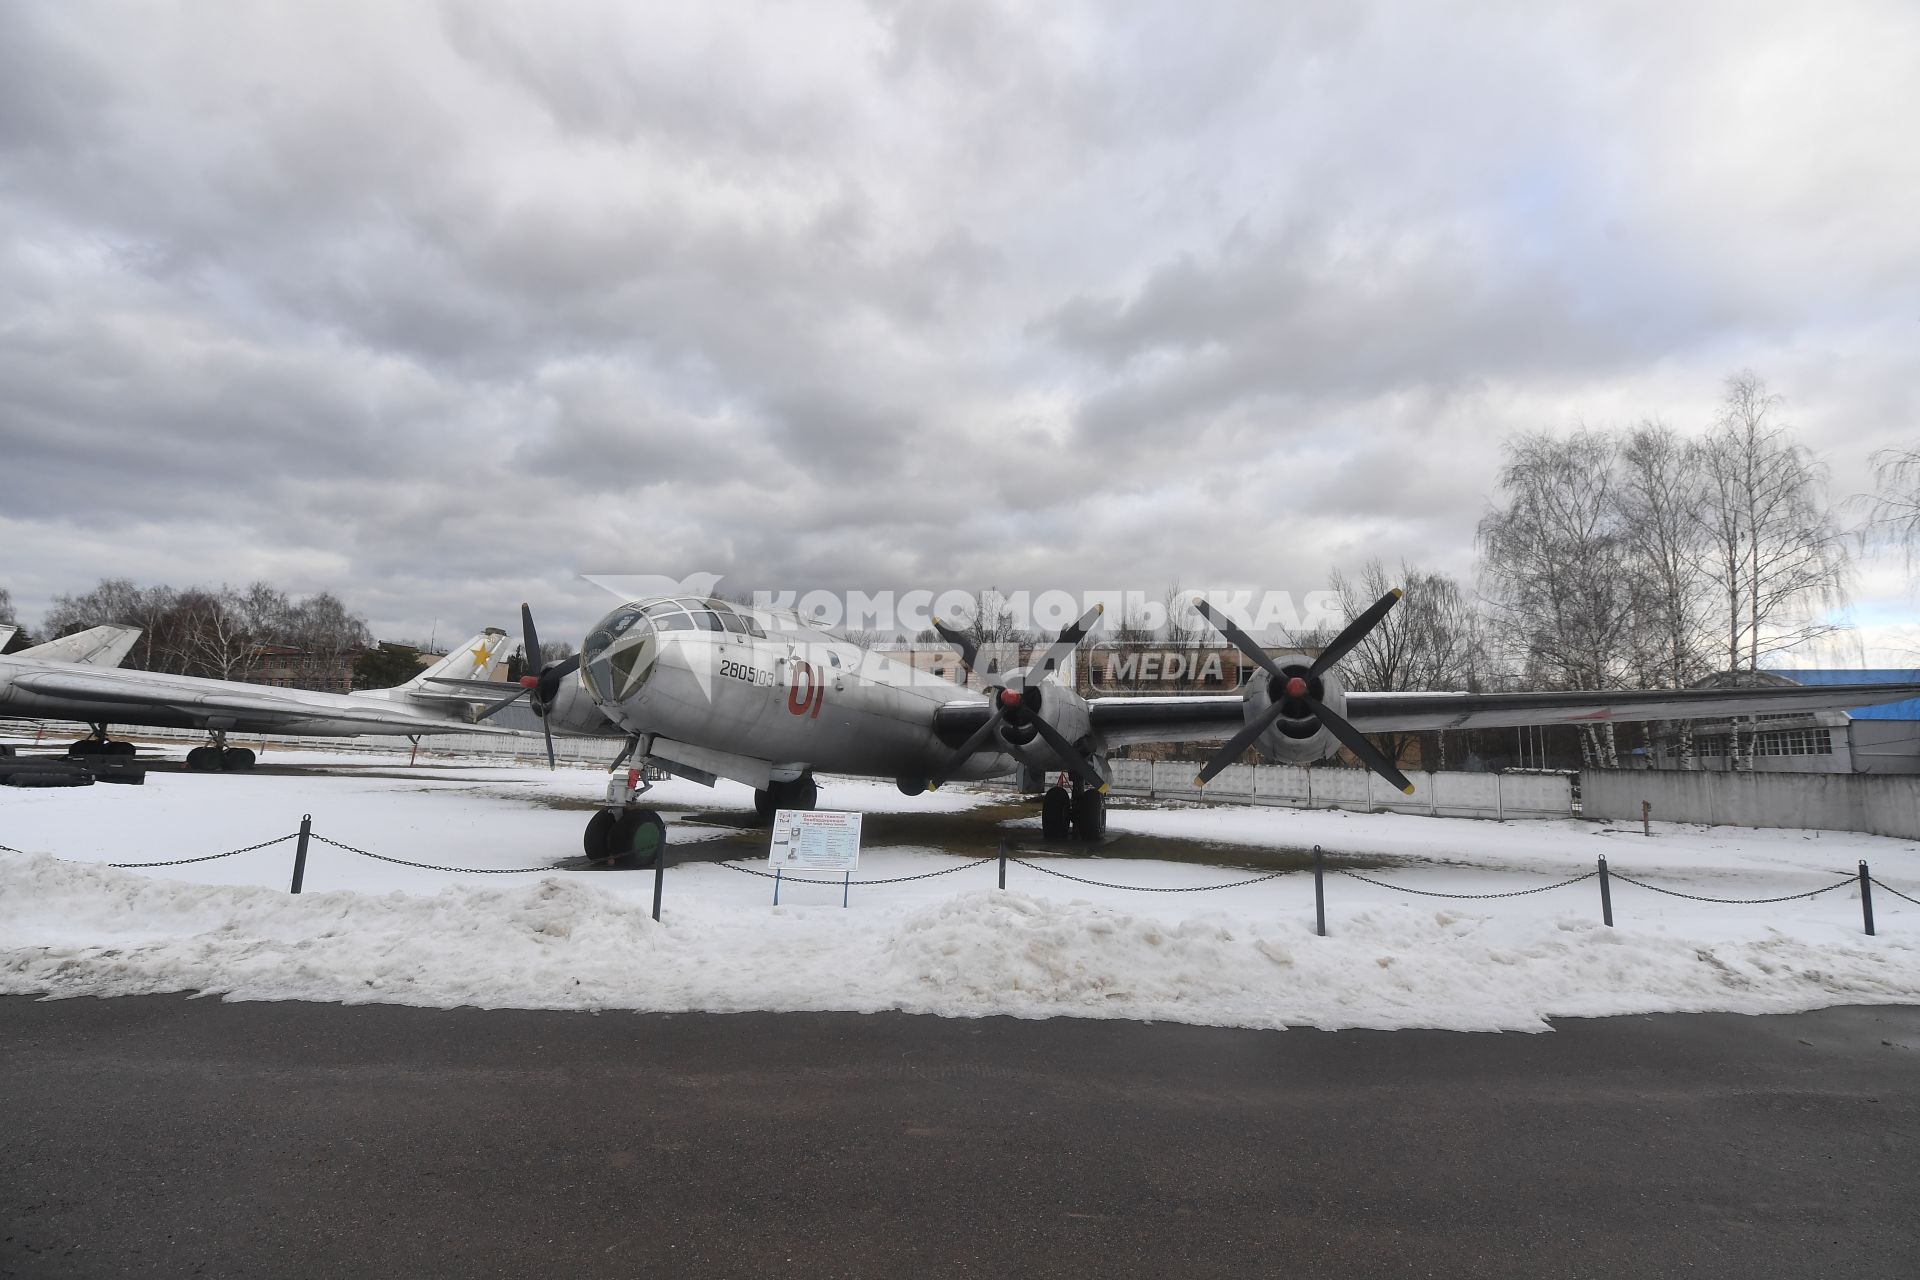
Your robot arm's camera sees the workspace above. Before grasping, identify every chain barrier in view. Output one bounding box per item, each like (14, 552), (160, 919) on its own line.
(106, 833), (300, 869)
(716, 858), (993, 886)
(1870, 878), (1920, 908)
(1334, 867), (1598, 900)
(1606, 870), (1856, 905)
(0, 841), (22, 854)
(307, 833), (561, 875)
(1009, 856), (1297, 893)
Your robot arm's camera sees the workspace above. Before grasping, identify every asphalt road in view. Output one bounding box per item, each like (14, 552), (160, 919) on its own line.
(3, 998), (1916, 1279)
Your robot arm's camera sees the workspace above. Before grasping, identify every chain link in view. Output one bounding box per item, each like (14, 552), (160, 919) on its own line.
(1009, 857), (1298, 893)
(106, 833), (301, 868)
(1606, 870), (1856, 905)
(309, 834), (560, 874)
(1870, 877), (1920, 907)
(0, 841), (22, 854)
(1335, 868), (1598, 899)
(717, 857), (993, 885)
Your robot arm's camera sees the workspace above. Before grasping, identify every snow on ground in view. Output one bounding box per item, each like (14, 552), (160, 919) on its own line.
(3, 743), (1918, 1031)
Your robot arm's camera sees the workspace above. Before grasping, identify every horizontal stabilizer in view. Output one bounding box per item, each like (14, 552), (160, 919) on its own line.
(18, 624), (141, 667)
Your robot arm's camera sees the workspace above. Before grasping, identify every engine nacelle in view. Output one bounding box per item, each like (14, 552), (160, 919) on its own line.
(1240, 655), (1346, 765)
(995, 679), (1092, 761)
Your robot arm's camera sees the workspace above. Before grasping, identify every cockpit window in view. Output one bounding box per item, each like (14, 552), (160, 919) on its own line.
(706, 600), (751, 635)
(608, 610), (644, 636)
(654, 610), (694, 631)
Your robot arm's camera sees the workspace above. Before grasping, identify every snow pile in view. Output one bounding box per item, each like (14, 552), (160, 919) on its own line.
(5, 851), (1916, 1031)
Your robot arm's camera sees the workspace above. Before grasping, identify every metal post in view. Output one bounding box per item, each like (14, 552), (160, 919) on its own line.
(290, 814), (311, 895)
(1859, 862), (1875, 937)
(843, 871), (851, 909)
(651, 850), (667, 922)
(1312, 844), (1326, 937)
(773, 868), (782, 907)
(1641, 800), (1651, 837)
(998, 839), (1008, 890)
(1598, 855), (1613, 927)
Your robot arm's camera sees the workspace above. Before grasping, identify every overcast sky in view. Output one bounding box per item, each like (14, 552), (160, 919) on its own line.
(2, 1), (1915, 662)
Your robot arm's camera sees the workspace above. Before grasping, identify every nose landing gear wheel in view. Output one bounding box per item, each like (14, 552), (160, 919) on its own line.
(586, 808), (666, 868)
(1040, 785), (1072, 841)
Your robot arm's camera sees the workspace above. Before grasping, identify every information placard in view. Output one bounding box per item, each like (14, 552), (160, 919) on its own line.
(768, 809), (863, 872)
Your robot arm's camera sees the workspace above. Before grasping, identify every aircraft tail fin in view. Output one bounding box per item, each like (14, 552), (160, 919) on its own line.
(0, 624), (16, 653)
(394, 629), (512, 690)
(18, 624), (142, 667)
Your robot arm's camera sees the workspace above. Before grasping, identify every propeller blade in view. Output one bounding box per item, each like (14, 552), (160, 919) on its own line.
(931, 617), (978, 679)
(475, 686), (532, 721)
(520, 602), (543, 674)
(1309, 588), (1402, 677)
(540, 712), (556, 771)
(928, 713), (1004, 790)
(1193, 699), (1291, 786)
(1309, 697), (1414, 794)
(1012, 602), (1105, 691)
(1192, 598), (1285, 680)
(1025, 713), (1107, 793)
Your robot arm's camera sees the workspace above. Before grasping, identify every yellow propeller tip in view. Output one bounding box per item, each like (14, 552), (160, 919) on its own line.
(1401, 783), (1415, 795)
(1095, 602), (1105, 614)
(1390, 587), (1404, 599)
(1097, 784), (1109, 795)
(1192, 776), (1207, 788)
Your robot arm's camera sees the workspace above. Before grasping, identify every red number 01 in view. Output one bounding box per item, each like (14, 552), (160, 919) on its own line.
(786, 660), (825, 718)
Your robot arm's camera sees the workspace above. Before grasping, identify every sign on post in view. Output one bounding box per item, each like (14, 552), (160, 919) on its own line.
(769, 809), (863, 906)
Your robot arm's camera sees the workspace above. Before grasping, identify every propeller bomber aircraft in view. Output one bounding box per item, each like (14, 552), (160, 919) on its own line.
(468, 589), (1920, 868)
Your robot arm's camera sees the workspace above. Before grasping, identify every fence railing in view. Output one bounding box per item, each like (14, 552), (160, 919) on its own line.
(11, 827), (1909, 938)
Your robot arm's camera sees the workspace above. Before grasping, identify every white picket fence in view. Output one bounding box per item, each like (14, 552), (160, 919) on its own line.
(1100, 759), (1574, 820)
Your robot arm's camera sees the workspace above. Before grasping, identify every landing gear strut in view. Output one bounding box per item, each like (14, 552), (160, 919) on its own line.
(66, 725), (136, 759)
(753, 774), (818, 822)
(584, 765), (666, 868)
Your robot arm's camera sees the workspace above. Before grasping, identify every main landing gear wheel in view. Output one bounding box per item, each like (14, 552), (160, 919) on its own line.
(1041, 786), (1072, 841)
(1071, 788), (1107, 841)
(185, 746), (224, 772)
(585, 808), (666, 868)
(754, 775), (819, 822)
(222, 747), (256, 772)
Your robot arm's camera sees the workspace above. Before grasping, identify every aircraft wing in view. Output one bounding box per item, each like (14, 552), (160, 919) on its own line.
(1340, 681), (1920, 733)
(8, 669), (516, 735)
(1056, 680), (1920, 748)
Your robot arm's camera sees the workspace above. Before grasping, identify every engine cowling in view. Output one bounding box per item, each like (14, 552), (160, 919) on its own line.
(1238, 654), (1347, 765)
(994, 679), (1092, 760)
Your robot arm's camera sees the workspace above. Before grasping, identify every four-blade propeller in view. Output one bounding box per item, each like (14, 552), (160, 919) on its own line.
(1191, 588), (1413, 795)
(476, 603), (580, 769)
(929, 603), (1107, 792)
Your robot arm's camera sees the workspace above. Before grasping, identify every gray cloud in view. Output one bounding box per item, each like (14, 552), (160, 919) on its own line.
(1, 1), (1915, 658)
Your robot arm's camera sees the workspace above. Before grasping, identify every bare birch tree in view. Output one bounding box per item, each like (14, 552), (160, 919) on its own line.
(1864, 445), (1920, 572)
(1324, 559), (1483, 768)
(1477, 429), (1637, 766)
(1696, 372), (1850, 675)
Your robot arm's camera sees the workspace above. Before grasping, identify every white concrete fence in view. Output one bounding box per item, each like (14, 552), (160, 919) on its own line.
(1584, 768), (1920, 840)
(1101, 759), (1575, 820)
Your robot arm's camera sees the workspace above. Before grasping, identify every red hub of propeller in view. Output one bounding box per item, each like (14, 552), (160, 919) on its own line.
(520, 675), (542, 689)
(998, 687), (1023, 709)
(1284, 676), (1308, 699)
